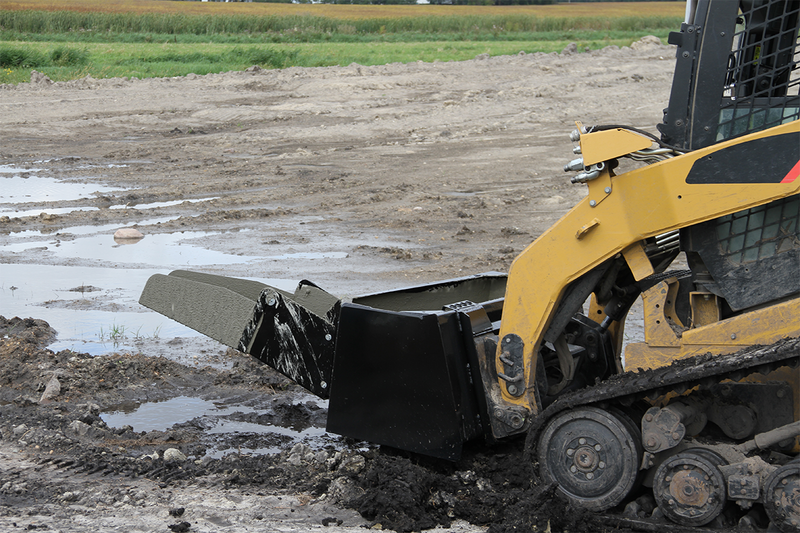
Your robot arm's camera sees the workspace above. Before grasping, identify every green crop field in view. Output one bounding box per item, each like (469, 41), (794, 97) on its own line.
(0, 1), (684, 84)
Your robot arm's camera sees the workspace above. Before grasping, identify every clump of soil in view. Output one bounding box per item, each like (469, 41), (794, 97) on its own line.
(347, 447), (593, 533)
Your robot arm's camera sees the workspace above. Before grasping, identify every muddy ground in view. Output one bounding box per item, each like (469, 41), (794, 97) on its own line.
(1, 38), (678, 532)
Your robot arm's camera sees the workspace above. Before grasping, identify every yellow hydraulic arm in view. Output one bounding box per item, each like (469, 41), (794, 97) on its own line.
(496, 119), (800, 417)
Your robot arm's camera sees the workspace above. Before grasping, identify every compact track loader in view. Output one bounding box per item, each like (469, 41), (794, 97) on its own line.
(141, 0), (800, 530)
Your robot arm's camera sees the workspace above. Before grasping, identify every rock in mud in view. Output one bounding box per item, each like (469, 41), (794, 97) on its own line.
(39, 374), (61, 403)
(113, 227), (144, 241)
(163, 448), (187, 462)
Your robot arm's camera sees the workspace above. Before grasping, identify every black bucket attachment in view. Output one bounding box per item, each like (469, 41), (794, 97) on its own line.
(140, 270), (506, 460)
(140, 270), (338, 398)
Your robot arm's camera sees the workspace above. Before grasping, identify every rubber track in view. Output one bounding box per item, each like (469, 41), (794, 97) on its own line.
(596, 514), (723, 532)
(525, 337), (800, 451)
(524, 338), (800, 531)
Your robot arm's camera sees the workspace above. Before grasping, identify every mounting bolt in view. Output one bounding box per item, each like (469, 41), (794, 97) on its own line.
(325, 333), (332, 341)
(267, 298), (277, 307)
(507, 385), (517, 395)
(731, 333), (737, 340)
(589, 200), (597, 207)
(604, 187), (611, 194)
(321, 381), (327, 389)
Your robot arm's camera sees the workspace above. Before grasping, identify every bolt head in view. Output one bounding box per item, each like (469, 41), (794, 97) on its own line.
(325, 333), (332, 341)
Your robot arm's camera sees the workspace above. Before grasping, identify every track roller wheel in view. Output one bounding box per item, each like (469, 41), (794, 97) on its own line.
(653, 448), (727, 526)
(537, 406), (642, 511)
(764, 461), (800, 533)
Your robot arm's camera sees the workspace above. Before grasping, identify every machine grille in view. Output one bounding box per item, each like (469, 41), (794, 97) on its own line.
(716, 0), (800, 141)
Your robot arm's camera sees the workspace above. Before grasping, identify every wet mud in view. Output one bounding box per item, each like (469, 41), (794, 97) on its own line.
(1, 316), (617, 533)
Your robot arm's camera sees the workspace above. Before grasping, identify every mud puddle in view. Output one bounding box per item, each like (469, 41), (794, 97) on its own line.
(4, 229), (262, 266)
(101, 393), (333, 458)
(0, 168), (127, 219)
(0, 262), (296, 358)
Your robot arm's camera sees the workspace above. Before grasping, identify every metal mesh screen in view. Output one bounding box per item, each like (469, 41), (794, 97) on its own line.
(716, 0), (800, 142)
(714, 195), (800, 264)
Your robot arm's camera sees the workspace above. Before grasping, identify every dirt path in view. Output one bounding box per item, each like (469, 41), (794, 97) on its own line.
(1, 39), (673, 290)
(1, 39), (676, 532)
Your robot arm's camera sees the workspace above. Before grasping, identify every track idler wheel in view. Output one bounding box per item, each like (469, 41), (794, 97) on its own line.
(764, 461), (800, 533)
(653, 448), (727, 526)
(537, 406), (642, 511)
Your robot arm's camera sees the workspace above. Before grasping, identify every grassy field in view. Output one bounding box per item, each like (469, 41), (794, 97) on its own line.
(0, 1), (684, 84)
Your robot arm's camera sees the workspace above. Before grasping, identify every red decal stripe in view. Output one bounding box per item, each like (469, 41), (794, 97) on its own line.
(781, 159), (800, 183)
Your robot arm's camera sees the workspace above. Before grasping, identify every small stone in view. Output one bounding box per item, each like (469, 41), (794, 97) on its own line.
(68, 420), (90, 437)
(337, 454), (365, 475)
(39, 375), (61, 403)
(168, 522), (191, 533)
(623, 500), (642, 518)
(62, 490), (80, 502)
(163, 448), (186, 462)
(113, 228), (144, 241)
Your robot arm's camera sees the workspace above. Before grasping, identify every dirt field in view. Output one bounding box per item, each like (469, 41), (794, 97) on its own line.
(1, 38), (676, 532)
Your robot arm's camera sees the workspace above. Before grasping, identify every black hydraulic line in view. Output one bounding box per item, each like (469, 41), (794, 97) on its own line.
(589, 124), (687, 153)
